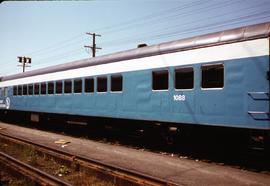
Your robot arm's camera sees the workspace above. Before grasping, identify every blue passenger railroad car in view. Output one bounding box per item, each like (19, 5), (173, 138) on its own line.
(0, 22), (269, 145)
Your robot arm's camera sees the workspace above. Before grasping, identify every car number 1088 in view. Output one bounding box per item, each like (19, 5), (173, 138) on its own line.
(173, 95), (186, 101)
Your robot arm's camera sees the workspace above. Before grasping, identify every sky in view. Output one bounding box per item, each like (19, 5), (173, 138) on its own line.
(0, 0), (270, 76)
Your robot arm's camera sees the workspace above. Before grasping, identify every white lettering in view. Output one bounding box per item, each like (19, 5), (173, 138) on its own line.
(173, 95), (185, 101)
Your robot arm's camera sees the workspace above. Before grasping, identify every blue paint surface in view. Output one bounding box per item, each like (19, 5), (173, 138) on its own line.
(1, 55), (269, 130)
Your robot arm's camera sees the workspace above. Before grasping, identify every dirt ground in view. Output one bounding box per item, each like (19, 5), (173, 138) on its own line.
(0, 140), (116, 186)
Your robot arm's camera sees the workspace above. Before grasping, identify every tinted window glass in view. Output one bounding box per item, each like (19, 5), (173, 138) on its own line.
(23, 85), (27, 95)
(97, 76), (107, 92)
(201, 64), (224, 88)
(34, 83), (40, 95)
(74, 79), (82, 93)
(152, 70), (169, 90)
(56, 81), (62, 94)
(28, 84), (33, 95)
(175, 67), (194, 89)
(41, 83), (46, 95)
(111, 75), (123, 92)
(18, 85), (22, 96)
(85, 77), (94, 93)
(48, 82), (54, 94)
(64, 80), (72, 94)
(13, 86), (17, 96)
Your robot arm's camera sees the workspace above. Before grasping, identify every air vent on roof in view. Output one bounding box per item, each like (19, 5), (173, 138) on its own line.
(137, 43), (147, 48)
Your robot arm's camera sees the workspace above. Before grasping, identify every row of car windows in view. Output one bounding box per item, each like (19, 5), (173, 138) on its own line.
(6, 63), (223, 97)
(152, 64), (224, 90)
(12, 74), (123, 96)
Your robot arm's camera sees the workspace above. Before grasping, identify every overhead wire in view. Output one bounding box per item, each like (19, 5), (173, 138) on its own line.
(1, 0), (270, 74)
(32, 0), (240, 61)
(2, 0), (242, 64)
(16, 1), (200, 56)
(98, 0), (205, 34)
(17, 1), (209, 63)
(99, 1), (270, 48)
(99, 0), (232, 35)
(2, 1), (197, 66)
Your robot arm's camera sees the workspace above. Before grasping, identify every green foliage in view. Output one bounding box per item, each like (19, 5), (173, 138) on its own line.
(56, 165), (70, 176)
(22, 146), (38, 165)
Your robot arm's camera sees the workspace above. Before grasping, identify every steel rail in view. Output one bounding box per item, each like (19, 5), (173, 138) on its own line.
(0, 151), (72, 186)
(0, 131), (179, 186)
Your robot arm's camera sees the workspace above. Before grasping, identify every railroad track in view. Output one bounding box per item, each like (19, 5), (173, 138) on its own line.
(0, 151), (72, 186)
(0, 131), (178, 186)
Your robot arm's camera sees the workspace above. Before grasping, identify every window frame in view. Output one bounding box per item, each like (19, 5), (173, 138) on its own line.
(64, 79), (72, 94)
(174, 66), (194, 91)
(28, 84), (33, 96)
(56, 80), (63, 95)
(84, 77), (95, 93)
(201, 63), (224, 90)
(74, 78), (82, 94)
(97, 76), (107, 93)
(47, 81), (54, 95)
(110, 74), (123, 93)
(13, 86), (18, 96)
(34, 83), (40, 95)
(40, 82), (47, 95)
(152, 69), (169, 91)
(23, 84), (28, 96)
(18, 85), (23, 96)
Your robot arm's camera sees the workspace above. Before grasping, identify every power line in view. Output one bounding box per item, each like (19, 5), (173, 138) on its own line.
(25, 34), (84, 56)
(34, 48), (84, 66)
(2, 0), (204, 64)
(3, 2), (191, 63)
(99, 2), (270, 47)
(1, 0), (261, 64)
(1, 0), (270, 75)
(98, 0), (204, 34)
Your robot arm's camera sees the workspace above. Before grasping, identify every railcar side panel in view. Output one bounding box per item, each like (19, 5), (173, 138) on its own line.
(0, 37), (269, 130)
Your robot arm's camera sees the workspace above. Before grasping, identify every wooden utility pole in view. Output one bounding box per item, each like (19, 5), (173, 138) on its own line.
(84, 32), (101, 57)
(17, 56), (31, 73)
